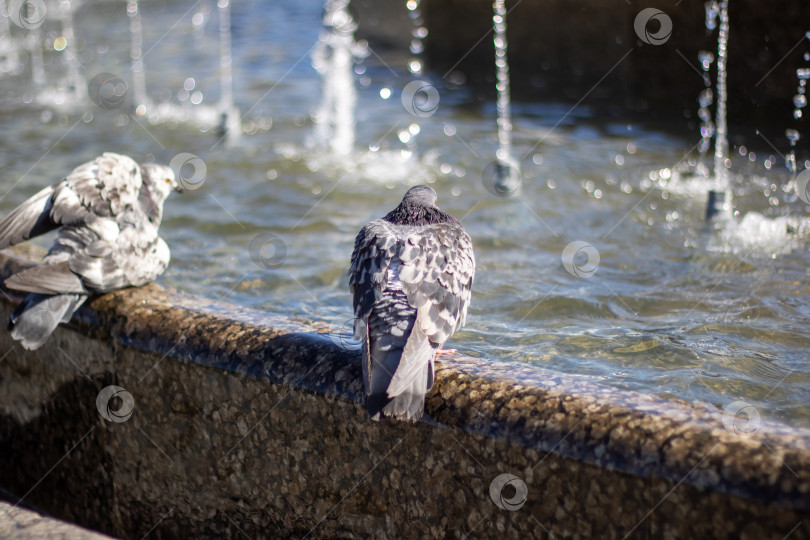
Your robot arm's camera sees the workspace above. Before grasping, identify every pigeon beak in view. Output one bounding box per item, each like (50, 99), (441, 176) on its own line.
(174, 184), (184, 193)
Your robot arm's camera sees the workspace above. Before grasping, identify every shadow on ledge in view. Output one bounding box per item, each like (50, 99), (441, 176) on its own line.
(0, 249), (808, 539)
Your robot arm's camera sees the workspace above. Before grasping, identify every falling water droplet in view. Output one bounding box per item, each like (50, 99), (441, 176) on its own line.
(705, 1), (719, 30)
(698, 88), (713, 108)
(786, 152), (796, 173)
(794, 94), (808, 109)
(786, 129), (801, 145)
(698, 50), (714, 70)
(797, 68), (810, 80)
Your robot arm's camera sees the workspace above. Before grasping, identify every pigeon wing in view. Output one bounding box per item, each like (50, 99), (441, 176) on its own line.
(348, 219), (401, 331)
(349, 219), (404, 393)
(117, 236), (171, 287)
(52, 152), (143, 222)
(0, 153), (144, 251)
(397, 220), (475, 345)
(0, 186), (58, 250)
(4, 261), (88, 295)
(66, 240), (130, 293)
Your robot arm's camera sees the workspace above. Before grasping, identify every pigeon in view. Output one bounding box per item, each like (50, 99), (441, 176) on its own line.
(348, 185), (475, 421)
(0, 152), (179, 350)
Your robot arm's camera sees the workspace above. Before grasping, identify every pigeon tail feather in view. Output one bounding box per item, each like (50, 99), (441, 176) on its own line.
(8, 293), (86, 350)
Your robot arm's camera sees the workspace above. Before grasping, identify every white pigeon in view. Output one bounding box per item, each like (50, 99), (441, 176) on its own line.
(0, 152), (179, 350)
(348, 185), (475, 421)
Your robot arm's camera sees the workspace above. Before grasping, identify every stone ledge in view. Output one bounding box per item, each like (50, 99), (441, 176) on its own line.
(0, 248), (808, 538)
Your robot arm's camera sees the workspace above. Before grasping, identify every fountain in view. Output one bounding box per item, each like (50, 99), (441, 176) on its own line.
(127, 0), (148, 111)
(704, 0), (732, 220)
(311, 0), (363, 156)
(395, 0), (428, 151)
(489, 0), (520, 196)
(26, 21), (44, 87)
(129, 0), (241, 140)
(298, 0), (436, 185)
(785, 35), (809, 176)
(0, 0), (88, 109)
(39, 0), (87, 108)
(215, 0), (240, 139)
(0, 1), (22, 76)
(696, 50), (714, 164)
(712, 0), (729, 188)
(405, 0), (424, 77)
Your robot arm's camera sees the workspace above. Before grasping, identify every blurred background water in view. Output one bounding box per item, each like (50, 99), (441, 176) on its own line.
(1, 0), (810, 427)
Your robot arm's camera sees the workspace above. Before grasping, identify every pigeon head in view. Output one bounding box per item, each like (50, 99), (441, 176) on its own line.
(401, 185), (438, 208)
(385, 185), (454, 226)
(141, 163), (180, 203)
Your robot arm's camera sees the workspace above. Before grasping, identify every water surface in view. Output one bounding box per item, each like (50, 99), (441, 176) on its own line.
(1, 0), (809, 427)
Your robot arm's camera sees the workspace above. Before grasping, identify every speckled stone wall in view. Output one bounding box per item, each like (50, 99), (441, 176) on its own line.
(0, 249), (808, 539)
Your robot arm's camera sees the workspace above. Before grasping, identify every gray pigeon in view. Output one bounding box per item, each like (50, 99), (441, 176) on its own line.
(348, 185), (475, 421)
(0, 152), (179, 350)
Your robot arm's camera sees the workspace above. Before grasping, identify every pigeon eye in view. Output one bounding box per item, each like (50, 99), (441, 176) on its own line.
(165, 178), (171, 183)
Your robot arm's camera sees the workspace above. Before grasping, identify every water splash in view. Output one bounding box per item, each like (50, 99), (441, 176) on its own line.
(491, 0), (520, 195)
(785, 34), (809, 175)
(311, 0), (365, 155)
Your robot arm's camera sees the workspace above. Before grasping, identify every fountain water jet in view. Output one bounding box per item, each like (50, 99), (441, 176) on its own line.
(127, 0), (148, 112)
(311, 0), (364, 156)
(0, 1), (23, 76)
(216, 0), (240, 140)
(785, 34), (809, 176)
(395, 0), (429, 151)
(129, 0), (241, 141)
(288, 0), (431, 185)
(697, 50), (714, 164)
(704, 0), (732, 221)
(50, 0), (87, 107)
(491, 0), (520, 196)
(713, 0), (729, 188)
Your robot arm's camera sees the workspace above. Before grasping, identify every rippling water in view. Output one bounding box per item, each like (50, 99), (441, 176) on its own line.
(1, 0), (809, 427)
